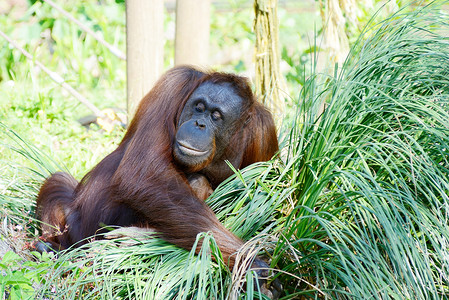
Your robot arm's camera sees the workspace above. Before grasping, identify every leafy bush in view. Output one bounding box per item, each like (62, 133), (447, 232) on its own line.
(1, 251), (55, 300)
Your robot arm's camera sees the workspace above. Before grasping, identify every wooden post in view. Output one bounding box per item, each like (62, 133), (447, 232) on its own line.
(126, 0), (164, 120)
(174, 0), (211, 66)
(254, 0), (287, 121)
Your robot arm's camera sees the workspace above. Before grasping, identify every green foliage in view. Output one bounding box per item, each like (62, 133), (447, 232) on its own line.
(0, 251), (54, 300)
(276, 2), (449, 298)
(0, 0), (312, 178)
(0, 0), (127, 179)
(34, 232), (229, 299)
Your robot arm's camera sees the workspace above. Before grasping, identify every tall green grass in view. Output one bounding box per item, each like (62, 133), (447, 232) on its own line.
(1, 1), (449, 299)
(276, 2), (449, 298)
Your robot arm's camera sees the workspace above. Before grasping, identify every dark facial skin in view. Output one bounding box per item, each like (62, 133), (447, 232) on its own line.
(173, 82), (244, 173)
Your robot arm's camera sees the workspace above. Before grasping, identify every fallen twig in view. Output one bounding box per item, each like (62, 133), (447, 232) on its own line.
(0, 29), (106, 119)
(42, 0), (126, 61)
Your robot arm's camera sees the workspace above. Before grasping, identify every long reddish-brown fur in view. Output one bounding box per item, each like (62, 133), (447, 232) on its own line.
(36, 66), (278, 268)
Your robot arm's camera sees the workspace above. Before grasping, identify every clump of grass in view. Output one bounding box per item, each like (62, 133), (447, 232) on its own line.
(276, 1), (449, 298)
(35, 232), (228, 299)
(31, 161), (283, 300)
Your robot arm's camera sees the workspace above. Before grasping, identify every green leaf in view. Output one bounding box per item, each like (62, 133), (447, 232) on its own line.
(1, 251), (21, 266)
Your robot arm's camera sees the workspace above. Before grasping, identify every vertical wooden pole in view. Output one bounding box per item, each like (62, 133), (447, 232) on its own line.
(126, 0), (164, 120)
(254, 0), (286, 121)
(174, 0), (210, 66)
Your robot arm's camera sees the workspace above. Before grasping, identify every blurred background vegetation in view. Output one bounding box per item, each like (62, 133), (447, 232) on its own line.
(0, 0), (410, 178)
